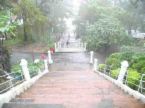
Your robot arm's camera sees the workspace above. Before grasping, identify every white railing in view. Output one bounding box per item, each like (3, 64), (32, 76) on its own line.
(0, 60), (44, 94)
(90, 51), (145, 98)
(0, 50), (54, 94)
(55, 42), (87, 51)
(104, 69), (145, 94)
(0, 71), (24, 94)
(0, 50), (53, 108)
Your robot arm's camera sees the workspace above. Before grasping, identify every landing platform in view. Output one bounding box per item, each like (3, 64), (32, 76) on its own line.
(55, 48), (86, 53)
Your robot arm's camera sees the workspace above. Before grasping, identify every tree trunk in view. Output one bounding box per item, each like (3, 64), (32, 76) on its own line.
(22, 7), (28, 42)
(23, 20), (28, 42)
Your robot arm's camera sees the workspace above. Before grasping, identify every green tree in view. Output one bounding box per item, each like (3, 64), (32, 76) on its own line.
(37, 0), (72, 41)
(14, 0), (46, 42)
(0, 1), (17, 72)
(75, 0), (133, 51)
(85, 17), (131, 51)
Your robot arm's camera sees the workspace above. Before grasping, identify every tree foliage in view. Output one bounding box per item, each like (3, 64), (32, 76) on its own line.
(0, 11), (18, 39)
(118, 0), (145, 32)
(75, 0), (134, 51)
(12, 0), (71, 43)
(13, 0), (47, 42)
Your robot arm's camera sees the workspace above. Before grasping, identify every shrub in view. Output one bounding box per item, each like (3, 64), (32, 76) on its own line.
(106, 53), (122, 69)
(28, 61), (44, 77)
(11, 64), (22, 76)
(106, 52), (134, 70)
(98, 64), (106, 72)
(127, 69), (141, 89)
(131, 55), (145, 74)
(12, 60), (44, 78)
(119, 52), (134, 62)
(111, 68), (120, 79)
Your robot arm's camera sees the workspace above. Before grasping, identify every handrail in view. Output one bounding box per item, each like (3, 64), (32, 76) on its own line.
(138, 74), (145, 93)
(102, 65), (145, 94)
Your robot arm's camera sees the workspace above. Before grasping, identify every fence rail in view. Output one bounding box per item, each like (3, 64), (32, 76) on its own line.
(55, 42), (87, 49)
(100, 65), (145, 95)
(0, 70), (25, 94)
(0, 56), (49, 94)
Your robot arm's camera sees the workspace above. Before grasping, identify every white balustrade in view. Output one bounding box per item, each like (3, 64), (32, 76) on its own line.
(20, 59), (31, 81)
(90, 51), (94, 64)
(117, 61), (129, 83)
(93, 58), (98, 71)
(44, 59), (49, 72)
(54, 43), (57, 51)
(48, 50), (53, 64)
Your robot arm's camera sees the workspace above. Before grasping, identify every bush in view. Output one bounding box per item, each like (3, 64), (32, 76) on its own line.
(11, 64), (22, 77)
(119, 52), (134, 62)
(106, 52), (134, 70)
(98, 64), (106, 72)
(127, 69), (141, 89)
(131, 55), (145, 74)
(28, 61), (44, 77)
(111, 68), (120, 79)
(12, 60), (44, 78)
(106, 53), (121, 69)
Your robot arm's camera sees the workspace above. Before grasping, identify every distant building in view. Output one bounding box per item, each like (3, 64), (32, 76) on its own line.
(131, 30), (145, 39)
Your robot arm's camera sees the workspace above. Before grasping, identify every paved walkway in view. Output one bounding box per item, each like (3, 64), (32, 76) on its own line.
(18, 70), (144, 108)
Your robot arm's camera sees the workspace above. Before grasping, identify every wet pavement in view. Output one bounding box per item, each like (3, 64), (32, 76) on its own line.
(50, 53), (91, 71)
(10, 51), (107, 65)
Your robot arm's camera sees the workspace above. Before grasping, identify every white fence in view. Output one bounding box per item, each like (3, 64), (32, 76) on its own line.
(0, 50), (52, 108)
(55, 42), (87, 52)
(90, 51), (145, 103)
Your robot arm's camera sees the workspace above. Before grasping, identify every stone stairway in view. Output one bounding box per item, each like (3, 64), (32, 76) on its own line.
(2, 52), (145, 108)
(9, 70), (144, 108)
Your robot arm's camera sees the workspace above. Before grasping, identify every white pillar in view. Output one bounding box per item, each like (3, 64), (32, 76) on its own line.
(44, 59), (49, 72)
(93, 58), (98, 71)
(48, 50), (53, 64)
(20, 59), (30, 81)
(117, 61), (129, 83)
(55, 43), (57, 52)
(90, 51), (94, 64)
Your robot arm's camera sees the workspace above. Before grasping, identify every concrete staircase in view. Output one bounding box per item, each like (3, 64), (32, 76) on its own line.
(2, 98), (64, 108)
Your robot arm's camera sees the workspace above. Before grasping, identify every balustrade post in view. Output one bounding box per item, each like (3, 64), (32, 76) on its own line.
(93, 58), (98, 71)
(117, 61), (129, 83)
(48, 50), (53, 64)
(90, 51), (94, 64)
(44, 59), (49, 72)
(54, 43), (57, 52)
(20, 59), (31, 81)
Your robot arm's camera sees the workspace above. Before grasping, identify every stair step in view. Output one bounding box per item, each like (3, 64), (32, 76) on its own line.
(2, 103), (64, 108)
(10, 98), (34, 103)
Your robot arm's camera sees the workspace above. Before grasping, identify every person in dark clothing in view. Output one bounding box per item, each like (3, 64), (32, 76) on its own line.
(66, 40), (69, 47)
